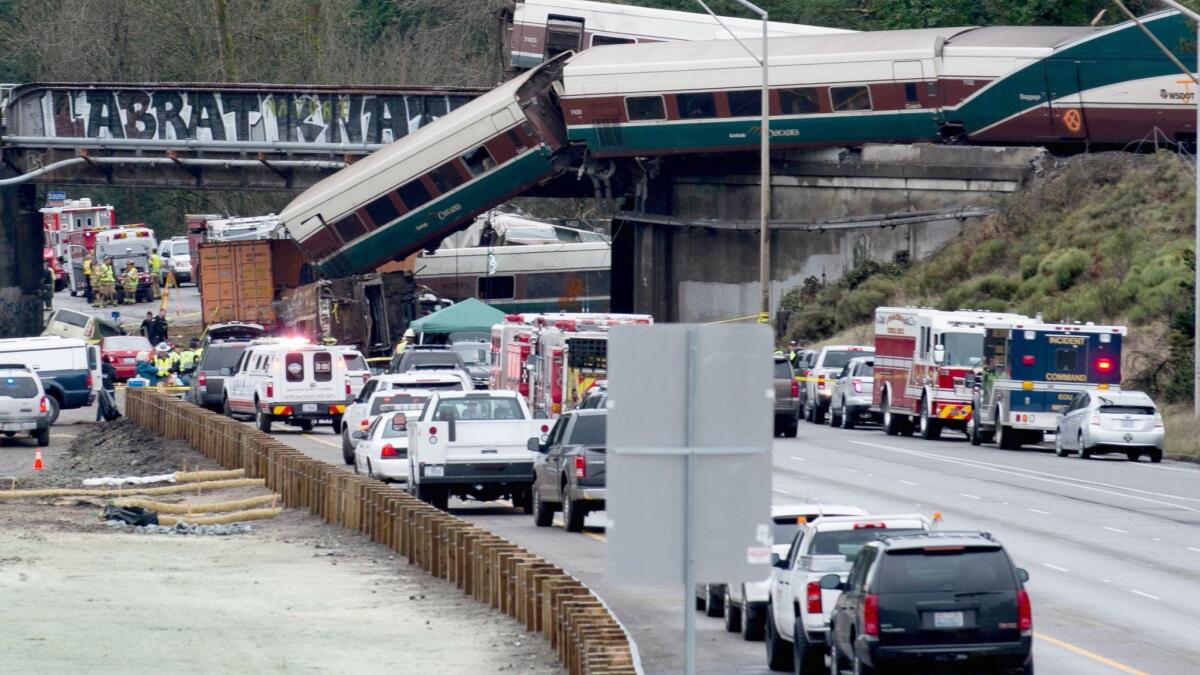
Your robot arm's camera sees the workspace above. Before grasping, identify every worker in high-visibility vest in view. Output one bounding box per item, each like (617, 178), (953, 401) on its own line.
(148, 251), (163, 299)
(177, 339), (200, 383)
(95, 258), (116, 307)
(82, 254), (94, 305)
(121, 262), (139, 304)
(154, 342), (181, 385)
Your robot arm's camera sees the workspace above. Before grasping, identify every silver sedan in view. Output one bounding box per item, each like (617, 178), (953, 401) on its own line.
(1055, 389), (1164, 462)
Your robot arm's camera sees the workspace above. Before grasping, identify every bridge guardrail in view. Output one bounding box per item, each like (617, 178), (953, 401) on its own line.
(125, 388), (638, 675)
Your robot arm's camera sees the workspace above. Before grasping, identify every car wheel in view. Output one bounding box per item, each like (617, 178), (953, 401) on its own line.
(784, 417), (799, 438)
(532, 483), (554, 527)
(792, 618), (824, 675)
(35, 427), (50, 446)
(1125, 450), (1140, 462)
(513, 488), (533, 514)
(805, 404), (815, 424)
(1150, 449), (1163, 463)
(340, 428), (355, 465)
(45, 395), (61, 426)
(842, 406), (857, 430)
(1078, 433), (1090, 459)
(330, 415), (342, 434)
(353, 454), (361, 475)
(255, 405), (272, 433)
(829, 404), (842, 428)
(813, 402), (826, 425)
(366, 458), (374, 479)
(997, 421), (1021, 450)
(765, 604), (794, 671)
(723, 591), (742, 633)
(882, 391), (901, 436)
(1018, 657), (1035, 675)
(741, 603), (765, 641)
(222, 396), (233, 419)
(563, 491), (586, 532)
(705, 585), (724, 618)
(969, 413), (983, 446)
(919, 396), (942, 440)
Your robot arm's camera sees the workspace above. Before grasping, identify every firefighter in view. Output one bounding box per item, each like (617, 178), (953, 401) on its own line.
(82, 254), (94, 305)
(41, 259), (55, 311)
(394, 328), (416, 354)
(178, 339), (200, 382)
(95, 257), (116, 307)
(154, 342), (180, 385)
(148, 250), (163, 299)
(121, 261), (140, 304)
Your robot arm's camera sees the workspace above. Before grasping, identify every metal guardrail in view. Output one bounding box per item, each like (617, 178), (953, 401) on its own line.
(125, 388), (639, 675)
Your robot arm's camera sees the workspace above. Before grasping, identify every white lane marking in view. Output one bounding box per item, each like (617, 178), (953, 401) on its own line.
(1101, 579), (1112, 584)
(1028, 508), (1052, 515)
(1129, 462), (1200, 475)
(773, 488), (792, 495)
(1187, 546), (1200, 554)
(1130, 590), (1160, 601)
(1103, 526), (1128, 534)
(843, 468), (859, 473)
(849, 440), (1200, 512)
(1042, 563), (1070, 573)
(789, 456), (806, 462)
(959, 493), (982, 500)
(898, 480), (919, 486)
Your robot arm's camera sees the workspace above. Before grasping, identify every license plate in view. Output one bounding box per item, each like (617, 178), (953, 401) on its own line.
(425, 465), (444, 477)
(123, 357), (135, 363)
(1120, 419), (1135, 429)
(302, 403), (317, 412)
(933, 611), (964, 629)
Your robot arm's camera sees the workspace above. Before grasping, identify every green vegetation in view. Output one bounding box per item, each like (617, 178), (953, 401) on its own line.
(781, 152), (1195, 410)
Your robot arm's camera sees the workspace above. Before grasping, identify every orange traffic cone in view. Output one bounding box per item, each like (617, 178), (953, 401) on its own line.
(33, 448), (44, 471)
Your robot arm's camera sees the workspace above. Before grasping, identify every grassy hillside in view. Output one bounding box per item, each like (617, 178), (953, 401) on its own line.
(780, 151), (1197, 456)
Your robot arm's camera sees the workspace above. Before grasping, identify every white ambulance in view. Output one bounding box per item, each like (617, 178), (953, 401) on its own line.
(222, 338), (355, 433)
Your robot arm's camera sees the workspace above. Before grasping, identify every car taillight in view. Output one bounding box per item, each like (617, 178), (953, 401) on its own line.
(198, 373), (207, 386)
(806, 581), (822, 615)
(817, 377), (825, 390)
(791, 380), (799, 397)
(1154, 414), (1164, 428)
(863, 594), (879, 636)
(540, 424), (549, 433)
(266, 383), (274, 398)
(853, 522), (886, 529)
(360, 418), (370, 431)
(86, 373), (93, 388)
(575, 455), (586, 478)
(345, 381), (352, 395)
(1021, 355), (1035, 366)
(1096, 357), (1113, 373)
(852, 379), (863, 394)
(39, 397), (47, 413)
(429, 426), (437, 435)
(1016, 589), (1032, 633)
(381, 444), (398, 458)
(1090, 416), (1101, 426)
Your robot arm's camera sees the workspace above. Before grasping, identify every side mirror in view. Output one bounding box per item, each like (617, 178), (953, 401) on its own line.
(351, 431), (366, 440)
(219, 367), (232, 376)
(819, 573), (843, 591)
(933, 344), (945, 365)
(1017, 568), (1030, 583)
(527, 437), (541, 453)
(964, 372), (976, 387)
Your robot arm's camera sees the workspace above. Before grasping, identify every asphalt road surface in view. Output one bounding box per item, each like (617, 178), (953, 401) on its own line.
(251, 414), (1200, 675)
(47, 282), (202, 328)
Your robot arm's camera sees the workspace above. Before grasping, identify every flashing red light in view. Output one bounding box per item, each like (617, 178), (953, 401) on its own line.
(540, 424), (550, 433)
(429, 426), (437, 435)
(1096, 357), (1114, 373)
(1017, 589), (1032, 633)
(360, 418), (370, 431)
(806, 581), (823, 615)
(853, 522), (886, 529)
(381, 443), (398, 458)
(863, 594), (879, 636)
(1021, 355), (1035, 366)
(574, 455), (586, 478)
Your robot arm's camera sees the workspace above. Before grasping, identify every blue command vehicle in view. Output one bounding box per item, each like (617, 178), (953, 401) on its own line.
(0, 336), (99, 424)
(968, 322), (1124, 450)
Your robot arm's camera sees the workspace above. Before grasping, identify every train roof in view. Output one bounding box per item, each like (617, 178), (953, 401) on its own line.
(944, 25), (1096, 49)
(278, 67), (539, 238)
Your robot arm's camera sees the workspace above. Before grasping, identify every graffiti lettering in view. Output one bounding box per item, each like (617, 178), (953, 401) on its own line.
(26, 89), (478, 146)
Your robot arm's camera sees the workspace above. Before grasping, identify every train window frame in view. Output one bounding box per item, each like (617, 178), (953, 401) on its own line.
(625, 96), (665, 122)
(461, 145), (497, 176)
(332, 212), (369, 241)
(396, 179), (432, 210)
(429, 162), (465, 195)
(478, 275), (515, 300)
(363, 198), (399, 231)
(726, 90), (761, 117)
(545, 15), (585, 59)
(591, 34), (636, 47)
(506, 125), (533, 152)
(830, 85), (872, 112)
(779, 88), (821, 115)
(676, 92), (717, 119)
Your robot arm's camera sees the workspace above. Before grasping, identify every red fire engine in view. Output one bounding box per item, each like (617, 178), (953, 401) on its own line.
(40, 198), (117, 296)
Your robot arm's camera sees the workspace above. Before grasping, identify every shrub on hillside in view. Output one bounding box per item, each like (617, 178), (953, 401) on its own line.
(1049, 248), (1090, 290)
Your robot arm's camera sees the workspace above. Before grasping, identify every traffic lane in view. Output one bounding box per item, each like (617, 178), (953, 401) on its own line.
(779, 425), (1200, 674)
(0, 406), (92, 481)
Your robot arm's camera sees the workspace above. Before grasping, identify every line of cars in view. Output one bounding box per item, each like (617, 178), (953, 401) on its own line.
(696, 507), (1035, 675)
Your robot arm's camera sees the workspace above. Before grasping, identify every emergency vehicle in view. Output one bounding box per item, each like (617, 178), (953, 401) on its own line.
(41, 198), (116, 296)
(94, 227), (158, 303)
(873, 307), (1029, 440)
(222, 338), (357, 433)
(490, 312), (651, 417)
(969, 321), (1126, 450)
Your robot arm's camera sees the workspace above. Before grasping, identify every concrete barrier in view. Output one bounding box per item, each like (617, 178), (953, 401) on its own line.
(125, 388), (637, 674)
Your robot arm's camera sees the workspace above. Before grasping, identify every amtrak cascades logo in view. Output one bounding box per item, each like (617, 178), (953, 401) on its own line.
(747, 125), (800, 138)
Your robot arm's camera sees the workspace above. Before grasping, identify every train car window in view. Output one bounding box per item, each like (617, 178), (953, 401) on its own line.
(676, 92), (716, 119)
(478, 276), (515, 300)
(461, 146), (497, 176)
(545, 15), (584, 59)
(727, 90), (761, 117)
(592, 35), (635, 47)
(626, 96), (665, 121)
(506, 128), (531, 152)
(429, 162), (465, 194)
(780, 88), (821, 115)
(362, 196), (400, 230)
(332, 212), (369, 240)
(830, 86), (872, 112)
(904, 83), (919, 104)
(396, 179), (432, 210)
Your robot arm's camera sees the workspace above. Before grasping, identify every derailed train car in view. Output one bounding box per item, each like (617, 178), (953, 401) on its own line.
(280, 10), (1196, 279)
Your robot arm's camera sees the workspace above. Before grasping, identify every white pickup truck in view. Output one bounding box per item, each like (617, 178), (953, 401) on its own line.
(764, 514), (932, 673)
(406, 390), (548, 512)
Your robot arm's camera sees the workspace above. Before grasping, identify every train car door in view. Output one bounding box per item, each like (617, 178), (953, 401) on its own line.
(1043, 59), (1088, 140)
(544, 15), (584, 61)
(893, 60), (937, 141)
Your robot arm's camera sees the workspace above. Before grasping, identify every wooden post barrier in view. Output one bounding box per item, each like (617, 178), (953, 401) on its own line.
(122, 389), (638, 675)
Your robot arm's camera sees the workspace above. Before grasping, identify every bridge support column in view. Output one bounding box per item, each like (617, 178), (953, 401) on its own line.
(0, 181), (45, 337)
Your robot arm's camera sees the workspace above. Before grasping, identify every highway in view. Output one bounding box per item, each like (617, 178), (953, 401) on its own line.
(256, 416), (1199, 675)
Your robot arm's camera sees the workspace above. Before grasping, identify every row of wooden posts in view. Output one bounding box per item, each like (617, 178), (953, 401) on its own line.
(125, 388), (638, 675)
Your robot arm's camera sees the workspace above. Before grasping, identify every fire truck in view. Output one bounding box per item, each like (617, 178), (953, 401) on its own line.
(873, 307), (1029, 440)
(968, 321), (1125, 450)
(40, 198), (116, 296)
(490, 313), (652, 417)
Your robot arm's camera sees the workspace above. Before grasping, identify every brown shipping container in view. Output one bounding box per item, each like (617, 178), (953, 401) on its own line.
(197, 240), (308, 325)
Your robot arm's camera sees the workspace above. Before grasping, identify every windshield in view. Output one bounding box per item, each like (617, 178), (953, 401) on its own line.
(810, 528), (925, 561)
(400, 351), (461, 369)
(822, 350), (869, 370)
(394, 380), (465, 392)
(0, 376), (38, 398)
(53, 310), (90, 328)
(772, 517), (804, 546)
(940, 332), (983, 367)
(1099, 405), (1155, 416)
(567, 414), (606, 445)
(342, 353), (368, 372)
(433, 397), (525, 421)
(104, 336), (151, 350)
(877, 548), (1015, 593)
(451, 343), (489, 366)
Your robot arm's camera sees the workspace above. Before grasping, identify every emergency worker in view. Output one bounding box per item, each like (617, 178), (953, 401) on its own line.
(42, 260), (54, 310)
(134, 351), (158, 385)
(154, 342), (180, 385)
(121, 262), (139, 304)
(178, 339), (200, 381)
(82, 254), (94, 305)
(787, 340), (799, 367)
(395, 328), (416, 354)
(148, 251), (162, 299)
(96, 257), (116, 307)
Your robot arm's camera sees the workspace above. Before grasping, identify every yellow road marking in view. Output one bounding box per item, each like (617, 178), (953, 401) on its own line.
(300, 433), (342, 450)
(584, 531), (606, 543)
(1035, 631), (1148, 675)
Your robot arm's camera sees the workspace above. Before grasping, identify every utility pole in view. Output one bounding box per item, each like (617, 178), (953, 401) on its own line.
(694, 0), (771, 327)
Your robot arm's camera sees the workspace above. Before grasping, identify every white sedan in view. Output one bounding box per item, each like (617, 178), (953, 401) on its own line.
(353, 411), (412, 483)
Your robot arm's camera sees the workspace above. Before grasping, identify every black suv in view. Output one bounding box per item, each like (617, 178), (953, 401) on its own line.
(825, 532), (1032, 675)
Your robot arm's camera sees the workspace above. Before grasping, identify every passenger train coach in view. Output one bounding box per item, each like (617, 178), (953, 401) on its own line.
(280, 10), (1196, 279)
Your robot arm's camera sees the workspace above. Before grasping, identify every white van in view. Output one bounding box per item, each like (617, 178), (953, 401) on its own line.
(0, 336), (100, 423)
(222, 339), (354, 433)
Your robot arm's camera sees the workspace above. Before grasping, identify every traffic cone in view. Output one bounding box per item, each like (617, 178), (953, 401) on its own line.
(33, 448), (44, 471)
